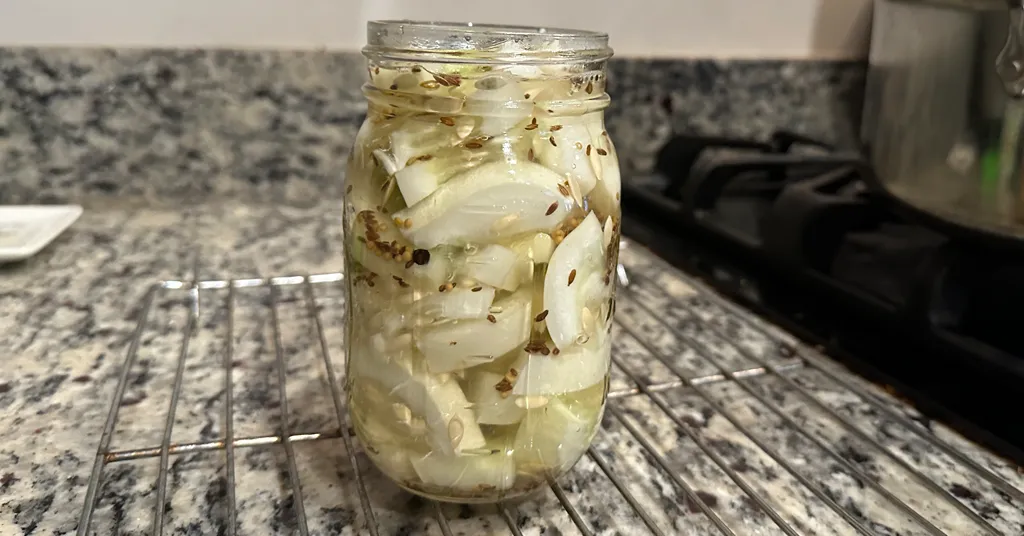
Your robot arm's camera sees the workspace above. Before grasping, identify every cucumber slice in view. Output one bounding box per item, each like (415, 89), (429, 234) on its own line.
(466, 369), (527, 425)
(411, 446), (515, 492)
(513, 396), (601, 474)
(350, 345), (486, 455)
(416, 288), (532, 374)
(348, 209), (448, 287)
(462, 244), (531, 291)
(543, 212), (609, 350)
(393, 160), (573, 248)
(511, 334), (610, 397)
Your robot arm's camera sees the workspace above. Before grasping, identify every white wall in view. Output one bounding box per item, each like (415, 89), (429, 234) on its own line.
(0, 0), (873, 59)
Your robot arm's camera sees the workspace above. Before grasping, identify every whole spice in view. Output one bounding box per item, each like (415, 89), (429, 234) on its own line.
(568, 269), (577, 285)
(545, 202), (558, 216)
(487, 314), (497, 324)
(534, 310), (549, 322)
(412, 249), (430, 265)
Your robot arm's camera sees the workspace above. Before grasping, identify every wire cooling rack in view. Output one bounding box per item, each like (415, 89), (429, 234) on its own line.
(75, 246), (1024, 536)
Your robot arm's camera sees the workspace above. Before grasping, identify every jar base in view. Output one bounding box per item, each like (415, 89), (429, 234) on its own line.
(396, 479), (548, 505)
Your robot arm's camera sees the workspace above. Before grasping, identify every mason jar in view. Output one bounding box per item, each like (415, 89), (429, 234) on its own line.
(343, 20), (621, 503)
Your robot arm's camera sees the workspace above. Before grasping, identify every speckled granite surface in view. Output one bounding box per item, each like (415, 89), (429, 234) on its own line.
(0, 202), (1022, 535)
(0, 47), (863, 205)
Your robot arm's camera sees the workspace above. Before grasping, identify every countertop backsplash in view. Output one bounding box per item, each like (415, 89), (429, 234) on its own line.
(0, 47), (865, 206)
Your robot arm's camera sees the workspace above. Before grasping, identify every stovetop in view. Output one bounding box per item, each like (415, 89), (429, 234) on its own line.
(620, 131), (1024, 466)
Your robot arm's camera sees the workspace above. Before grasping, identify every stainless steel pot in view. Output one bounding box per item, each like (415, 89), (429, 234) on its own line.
(861, 0), (1024, 244)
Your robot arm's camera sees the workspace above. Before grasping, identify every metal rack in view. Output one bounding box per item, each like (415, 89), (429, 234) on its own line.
(75, 250), (1024, 535)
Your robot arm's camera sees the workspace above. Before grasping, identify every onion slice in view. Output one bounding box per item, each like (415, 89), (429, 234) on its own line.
(543, 212), (610, 350)
(393, 160), (573, 248)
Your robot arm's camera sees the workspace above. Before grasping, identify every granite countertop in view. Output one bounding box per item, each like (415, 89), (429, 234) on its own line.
(1, 200), (1023, 536)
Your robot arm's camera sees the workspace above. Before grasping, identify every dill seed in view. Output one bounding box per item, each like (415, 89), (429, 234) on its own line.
(535, 310), (549, 322)
(586, 144), (592, 156)
(549, 136), (557, 147)
(539, 346), (550, 355)
(471, 286), (482, 292)
(527, 148), (535, 161)
(558, 184), (570, 196)
(374, 67), (380, 74)
(449, 341), (457, 346)
(487, 314), (497, 323)
(568, 269), (577, 285)
(531, 117), (538, 125)
(439, 117), (456, 126)
(525, 123), (538, 131)
(346, 184), (353, 194)
(550, 124), (563, 131)
(405, 260), (415, 269)
(465, 142), (483, 149)
(596, 148), (608, 156)
(439, 284), (447, 292)
(545, 202), (558, 216)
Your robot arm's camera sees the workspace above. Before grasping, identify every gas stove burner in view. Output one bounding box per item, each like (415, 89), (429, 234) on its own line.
(621, 131), (1024, 458)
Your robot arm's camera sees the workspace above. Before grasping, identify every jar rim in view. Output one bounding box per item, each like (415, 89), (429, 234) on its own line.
(364, 20), (613, 64)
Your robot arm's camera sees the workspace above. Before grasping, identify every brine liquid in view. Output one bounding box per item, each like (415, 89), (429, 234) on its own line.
(343, 59), (621, 502)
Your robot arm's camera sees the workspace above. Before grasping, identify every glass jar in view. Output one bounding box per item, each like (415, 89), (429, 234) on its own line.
(343, 20), (620, 503)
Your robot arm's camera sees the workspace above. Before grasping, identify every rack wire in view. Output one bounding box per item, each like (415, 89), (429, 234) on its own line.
(75, 246), (1024, 535)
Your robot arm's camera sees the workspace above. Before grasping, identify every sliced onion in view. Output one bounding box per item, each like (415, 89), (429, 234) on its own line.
(462, 244), (530, 291)
(415, 288), (532, 373)
(464, 74), (532, 137)
(511, 334), (610, 396)
(411, 447), (515, 492)
(509, 233), (554, 264)
(393, 160), (573, 248)
(348, 209), (448, 287)
(416, 286), (496, 320)
(543, 212), (609, 350)
(389, 120), (466, 172)
(533, 117), (599, 197)
(513, 396), (601, 474)
(350, 345), (485, 455)
(465, 369), (526, 425)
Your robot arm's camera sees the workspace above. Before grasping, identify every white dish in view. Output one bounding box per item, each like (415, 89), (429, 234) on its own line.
(0, 205), (83, 263)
